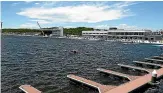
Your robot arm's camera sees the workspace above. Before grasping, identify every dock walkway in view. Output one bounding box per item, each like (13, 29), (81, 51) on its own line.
(133, 61), (163, 67)
(67, 68), (163, 93)
(118, 64), (153, 73)
(153, 56), (163, 59)
(67, 74), (116, 93)
(105, 68), (163, 93)
(145, 58), (163, 62)
(97, 68), (140, 81)
(19, 85), (41, 93)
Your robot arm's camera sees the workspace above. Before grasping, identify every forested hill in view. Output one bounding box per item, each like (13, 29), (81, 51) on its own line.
(64, 27), (93, 36)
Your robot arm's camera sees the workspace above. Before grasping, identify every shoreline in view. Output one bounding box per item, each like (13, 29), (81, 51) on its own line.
(2, 33), (163, 45)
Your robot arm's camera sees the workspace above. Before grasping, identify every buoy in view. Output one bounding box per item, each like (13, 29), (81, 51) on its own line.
(151, 70), (157, 83)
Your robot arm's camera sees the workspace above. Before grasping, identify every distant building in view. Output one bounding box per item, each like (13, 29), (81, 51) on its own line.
(40, 27), (63, 37)
(82, 27), (162, 41)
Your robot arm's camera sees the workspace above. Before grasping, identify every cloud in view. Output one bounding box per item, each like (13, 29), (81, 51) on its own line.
(64, 26), (75, 28)
(17, 2), (135, 23)
(94, 24), (110, 29)
(30, 19), (51, 24)
(94, 24), (139, 30)
(35, 3), (40, 5)
(117, 24), (138, 30)
(24, 1), (33, 3)
(12, 2), (20, 6)
(19, 23), (37, 28)
(40, 1), (58, 8)
(63, 24), (139, 30)
(19, 20), (51, 28)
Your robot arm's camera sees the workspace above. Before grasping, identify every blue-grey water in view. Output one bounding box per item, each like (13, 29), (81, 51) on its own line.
(2, 35), (163, 93)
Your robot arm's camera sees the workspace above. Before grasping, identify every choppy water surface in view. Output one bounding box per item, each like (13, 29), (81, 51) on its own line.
(2, 35), (163, 93)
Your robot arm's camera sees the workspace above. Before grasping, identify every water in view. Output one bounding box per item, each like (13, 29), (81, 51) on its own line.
(1, 35), (163, 93)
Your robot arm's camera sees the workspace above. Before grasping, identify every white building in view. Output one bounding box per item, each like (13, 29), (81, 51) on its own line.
(82, 28), (162, 41)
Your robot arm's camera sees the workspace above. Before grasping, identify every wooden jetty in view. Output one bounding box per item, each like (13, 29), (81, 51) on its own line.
(97, 68), (140, 81)
(19, 85), (41, 93)
(105, 68), (163, 93)
(145, 58), (163, 62)
(20, 55), (163, 93)
(133, 61), (163, 67)
(68, 68), (163, 93)
(152, 56), (163, 59)
(117, 64), (153, 73)
(67, 74), (116, 93)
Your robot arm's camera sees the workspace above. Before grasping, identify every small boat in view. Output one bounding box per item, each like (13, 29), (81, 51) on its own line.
(43, 34), (48, 38)
(71, 50), (78, 54)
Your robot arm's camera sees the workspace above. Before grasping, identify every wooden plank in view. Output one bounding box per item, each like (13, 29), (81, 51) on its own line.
(67, 74), (115, 93)
(133, 61), (163, 67)
(19, 85), (41, 93)
(97, 68), (140, 81)
(153, 56), (163, 59)
(145, 58), (163, 62)
(118, 64), (152, 73)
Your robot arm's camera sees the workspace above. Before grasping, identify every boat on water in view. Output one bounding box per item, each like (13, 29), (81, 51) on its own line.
(43, 34), (48, 38)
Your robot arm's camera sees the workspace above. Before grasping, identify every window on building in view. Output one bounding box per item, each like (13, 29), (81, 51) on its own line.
(120, 33), (124, 35)
(139, 32), (144, 35)
(108, 32), (111, 34)
(134, 32), (138, 35)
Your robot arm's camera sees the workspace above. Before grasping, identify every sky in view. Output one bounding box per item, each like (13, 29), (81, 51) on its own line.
(1, 1), (163, 30)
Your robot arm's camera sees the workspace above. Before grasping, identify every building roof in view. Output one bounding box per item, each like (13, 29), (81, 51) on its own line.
(82, 31), (108, 33)
(82, 30), (152, 33)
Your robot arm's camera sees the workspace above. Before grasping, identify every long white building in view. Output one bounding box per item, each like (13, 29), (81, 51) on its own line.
(82, 28), (162, 41)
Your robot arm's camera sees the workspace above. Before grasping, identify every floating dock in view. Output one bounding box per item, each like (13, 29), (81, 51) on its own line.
(117, 64), (153, 73)
(67, 67), (163, 93)
(20, 55), (163, 93)
(105, 68), (163, 93)
(67, 74), (116, 93)
(97, 68), (140, 81)
(152, 56), (163, 59)
(19, 85), (41, 93)
(145, 58), (163, 62)
(133, 61), (163, 67)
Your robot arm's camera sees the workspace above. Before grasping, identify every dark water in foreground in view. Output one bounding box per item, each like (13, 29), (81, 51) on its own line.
(1, 35), (163, 93)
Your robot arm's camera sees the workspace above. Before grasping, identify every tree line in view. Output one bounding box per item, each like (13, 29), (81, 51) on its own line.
(64, 27), (93, 36)
(2, 27), (94, 36)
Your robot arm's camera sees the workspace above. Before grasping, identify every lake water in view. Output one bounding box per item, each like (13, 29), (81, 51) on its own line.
(1, 35), (163, 93)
